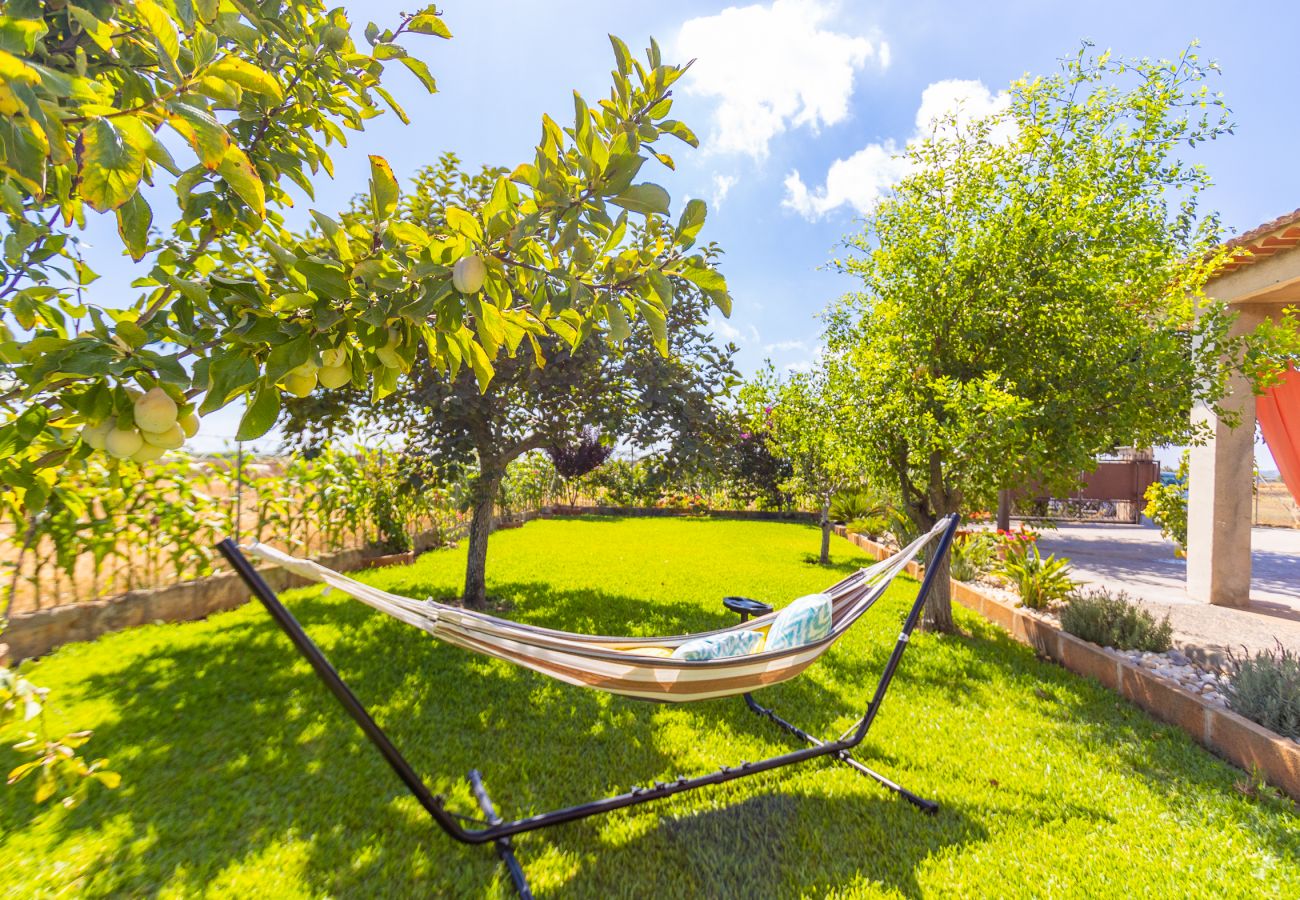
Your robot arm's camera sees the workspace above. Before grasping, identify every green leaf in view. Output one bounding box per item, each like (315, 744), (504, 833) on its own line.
(78, 118), (149, 212)
(0, 17), (48, 54)
(637, 299), (668, 354)
(167, 105), (230, 169)
(406, 14), (451, 38)
(399, 56), (437, 93)
(658, 120), (699, 148)
(201, 353), (258, 413)
(136, 0), (181, 78)
(115, 193), (152, 261)
(216, 145), (265, 217)
(677, 259), (727, 293)
(296, 260), (350, 298)
(368, 155), (399, 219)
(609, 182), (670, 217)
(609, 35), (633, 76)
(207, 57), (283, 101)
(236, 380), (282, 440)
(445, 206), (482, 241)
(675, 198), (707, 249)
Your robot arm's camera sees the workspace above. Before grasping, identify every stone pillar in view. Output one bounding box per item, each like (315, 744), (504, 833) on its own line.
(1186, 306), (1264, 607)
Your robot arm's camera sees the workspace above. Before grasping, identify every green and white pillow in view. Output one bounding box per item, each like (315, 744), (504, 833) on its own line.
(765, 593), (833, 653)
(671, 629), (765, 661)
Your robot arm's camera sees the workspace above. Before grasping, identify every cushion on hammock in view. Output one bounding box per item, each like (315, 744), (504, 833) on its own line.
(670, 629), (766, 661)
(764, 593), (833, 652)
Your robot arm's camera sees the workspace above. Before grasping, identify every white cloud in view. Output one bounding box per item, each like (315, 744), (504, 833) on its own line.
(783, 78), (1010, 220)
(710, 174), (738, 208)
(783, 141), (910, 220)
(709, 314), (760, 345)
(913, 79), (1011, 140)
(676, 0), (886, 158)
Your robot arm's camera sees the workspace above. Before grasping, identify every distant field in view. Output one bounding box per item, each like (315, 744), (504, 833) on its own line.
(1256, 480), (1300, 528)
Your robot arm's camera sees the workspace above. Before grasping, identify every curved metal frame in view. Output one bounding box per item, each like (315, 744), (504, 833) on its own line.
(216, 513), (959, 897)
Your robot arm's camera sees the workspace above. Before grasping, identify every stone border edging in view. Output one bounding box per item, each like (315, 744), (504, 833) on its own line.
(834, 526), (1300, 800)
(547, 505), (818, 523)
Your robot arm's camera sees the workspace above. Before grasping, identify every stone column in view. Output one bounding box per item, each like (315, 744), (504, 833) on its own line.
(1186, 306), (1265, 607)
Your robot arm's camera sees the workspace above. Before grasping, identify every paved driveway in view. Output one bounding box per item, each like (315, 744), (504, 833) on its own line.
(1034, 522), (1300, 662)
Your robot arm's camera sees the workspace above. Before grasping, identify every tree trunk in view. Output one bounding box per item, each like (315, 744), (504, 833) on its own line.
(819, 498), (832, 564)
(921, 544), (954, 633)
(996, 489), (1012, 532)
(463, 468), (502, 610)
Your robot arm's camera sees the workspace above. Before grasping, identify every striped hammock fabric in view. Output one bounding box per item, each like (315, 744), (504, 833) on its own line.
(245, 520), (946, 703)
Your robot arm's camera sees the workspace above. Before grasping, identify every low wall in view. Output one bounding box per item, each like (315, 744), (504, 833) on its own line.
(0, 524), (463, 665)
(835, 526), (1300, 801)
(547, 505), (817, 522)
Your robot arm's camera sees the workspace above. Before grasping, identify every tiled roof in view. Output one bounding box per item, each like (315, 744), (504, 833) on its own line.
(1216, 207), (1300, 274)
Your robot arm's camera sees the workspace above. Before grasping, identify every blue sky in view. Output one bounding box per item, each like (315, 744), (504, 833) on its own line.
(77, 1), (1299, 463)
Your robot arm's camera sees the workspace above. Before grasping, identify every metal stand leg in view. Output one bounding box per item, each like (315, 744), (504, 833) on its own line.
(743, 693), (939, 814)
(468, 770), (533, 899)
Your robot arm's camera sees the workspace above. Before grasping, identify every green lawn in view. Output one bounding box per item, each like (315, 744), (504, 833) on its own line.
(2, 517), (1297, 897)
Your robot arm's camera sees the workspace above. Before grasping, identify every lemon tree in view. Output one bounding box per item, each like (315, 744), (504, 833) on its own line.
(0, 3), (732, 518)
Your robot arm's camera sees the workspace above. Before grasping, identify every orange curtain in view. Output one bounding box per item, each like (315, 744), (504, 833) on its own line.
(1256, 364), (1300, 504)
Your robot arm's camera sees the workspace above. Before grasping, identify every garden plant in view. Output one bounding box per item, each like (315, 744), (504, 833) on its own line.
(821, 43), (1299, 631)
(1, 518), (1297, 895)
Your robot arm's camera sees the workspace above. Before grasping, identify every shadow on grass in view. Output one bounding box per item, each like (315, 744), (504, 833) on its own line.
(559, 792), (985, 899)
(6, 565), (1298, 897)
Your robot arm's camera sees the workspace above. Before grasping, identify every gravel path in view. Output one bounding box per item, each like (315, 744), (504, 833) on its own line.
(1033, 522), (1300, 664)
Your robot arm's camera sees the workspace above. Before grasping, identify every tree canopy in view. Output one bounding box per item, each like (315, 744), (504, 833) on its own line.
(281, 155), (738, 605)
(741, 363), (860, 563)
(0, 4), (732, 520)
(824, 43), (1283, 630)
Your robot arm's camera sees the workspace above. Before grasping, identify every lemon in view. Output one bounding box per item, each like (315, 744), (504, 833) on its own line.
(105, 426), (144, 459)
(452, 255), (487, 294)
(142, 423), (185, 449)
(134, 387), (178, 434)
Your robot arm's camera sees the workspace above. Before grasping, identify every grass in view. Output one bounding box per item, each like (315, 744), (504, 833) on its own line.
(2, 517), (1297, 897)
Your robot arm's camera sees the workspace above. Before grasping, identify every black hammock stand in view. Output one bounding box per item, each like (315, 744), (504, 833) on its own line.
(217, 513), (959, 898)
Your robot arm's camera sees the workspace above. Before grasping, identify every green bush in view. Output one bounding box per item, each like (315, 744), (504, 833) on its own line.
(998, 547), (1077, 609)
(950, 532), (998, 582)
(845, 514), (891, 539)
(1144, 451), (1188, 557)
(829, 488), (888, 523)
(1060, 589), (1173, 652)
(1225, 642), (1300, 740)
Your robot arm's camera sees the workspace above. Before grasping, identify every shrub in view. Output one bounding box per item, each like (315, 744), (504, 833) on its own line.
(829, 488), (889, 523)
(1060, 589), (1173, 651)
(1225, 642), (1300, 740)
(845, 514), (891, 540)
(950, 531), (998, 582)
(1144, 451), (1188, 557)
(998, 547), (1078, 609)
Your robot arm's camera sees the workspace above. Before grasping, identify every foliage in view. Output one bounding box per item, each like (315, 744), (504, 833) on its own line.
(1225, 641), (1300, 741)
(3, 518), (1298, 896)
(742, 363), (860, 562)
(2, 666), (116, 808)
(1144, 451), (1189, 557)
(997, 547), (1078, 610)
(1, 13), (733, 517)
(279, 153), (736, 606)
(949, 531), (998, 583)
(500, 452), (558, 515)
(0, 446), (460, 614)
(583, 457), (661, 506)
(1060, 589), (1173, 652)
(844, 514), (891, 540)
(821, 43), (1290, 631)
(715, 422), (792, 510)
(548, 426), (614, 505)
(829, 487), (891, 524)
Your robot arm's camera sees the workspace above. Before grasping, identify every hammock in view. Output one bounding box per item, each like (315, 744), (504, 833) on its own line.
(217, 514), (960, 900)
(241, 519), (945, 703)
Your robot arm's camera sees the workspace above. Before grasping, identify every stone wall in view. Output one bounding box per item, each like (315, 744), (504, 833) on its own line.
(0, 524), (461, 665)
(547, 505), (818, 523)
